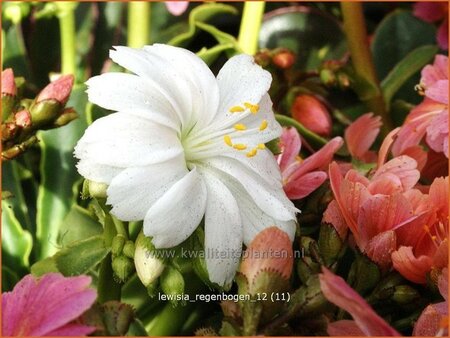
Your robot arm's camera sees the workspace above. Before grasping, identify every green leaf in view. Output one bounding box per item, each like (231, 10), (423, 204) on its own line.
(168, 3), (238, 46)
(55, 235), (110, 276)
(381, 45), (438, 106)
(36, 84), (88, 259)
(30, 256), (59, 277)
(3, 23), (30, 77)
(372, 10), (436, 104)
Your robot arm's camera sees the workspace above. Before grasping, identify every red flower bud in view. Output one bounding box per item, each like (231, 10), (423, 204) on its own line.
(36, 74), (74, 105)
(14, 110), (32, 128)
(291, 95), (332, 137)
(272, 50), (295, 69)
(1, 68), (17, 96)
(240, 226), (293, 283)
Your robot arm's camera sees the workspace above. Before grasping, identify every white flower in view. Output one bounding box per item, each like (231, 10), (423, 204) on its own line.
(74, 44), (298, 286)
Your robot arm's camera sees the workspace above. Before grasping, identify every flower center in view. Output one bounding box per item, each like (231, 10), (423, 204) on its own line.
(181, 102), (268, 165)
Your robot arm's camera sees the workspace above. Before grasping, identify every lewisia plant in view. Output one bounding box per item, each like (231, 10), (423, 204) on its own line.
(74, 44), (298, 286)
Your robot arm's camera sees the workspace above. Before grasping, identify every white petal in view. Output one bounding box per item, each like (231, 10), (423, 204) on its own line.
(200, 169), (242, 286)
(76, 160), (123, 184)
(74, 113), (183, 167)
(106, 155), (188, 221)
(203, 157), (297, 221)
(110, 45), (219, 130)
(144, 167), (207, 248)
(86, 73), (180, 130)
(215, 54), (271, 122)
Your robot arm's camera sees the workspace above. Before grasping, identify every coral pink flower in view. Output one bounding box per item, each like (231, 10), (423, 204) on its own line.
(413, 268), (448, 336)
(325, 155), (424, 268)
(392, 176), (448, 283)
(165, 1), (188, 16)
(393, 55), (448, 158)
(319, 267), (401, 336)
(276, 127), (343, 200)
(2, 273), (96, 336)
(413, 2), (448, 50)
(344, 113), (381, 162)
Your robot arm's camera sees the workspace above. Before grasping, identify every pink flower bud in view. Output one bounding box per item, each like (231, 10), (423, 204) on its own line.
(14, 110), (32, 128)
(291, 95), (332, 137)
(1, 68), (17, 96)
(36, 74), (74, 105)
(272, 50), (295, 69)
(240, 226), (293, 284)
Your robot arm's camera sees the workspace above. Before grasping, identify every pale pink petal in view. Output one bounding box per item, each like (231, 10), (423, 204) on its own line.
(426, 79), (449, 104)
(2, 273), (96, 336)
(433, 239), (449, 269)
(284, 171), (327, 200)
(377, 127), (400, 168)
(365, 231), (397, 269)
(368, 173), (403, 195)
(278, 127), (301, 173)
(344, 169), (370, 186)
(413, 302), (448, 336)
(437, 18), (449, 50)
(421, 54), (448, 88)
(413, 2), (447, 22)
(392, 246), (432, 283)
(345, 113), (381, 159)
(323, 199), (348, 240)
(165, 1), (189, 16)
(319, 268), (401, 336)
(372, 155), (420, 191)
(439, 268), (448, 301)
(401, 146), (428, 171)
(426, 109), (449, 157)
(328, 320), (365, 336)
(429, 176), (449, 221)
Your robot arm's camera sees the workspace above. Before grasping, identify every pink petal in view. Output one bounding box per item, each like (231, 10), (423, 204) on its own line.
(323, 199), (348, 240)
(392, 246), (432, 283)
(372, 155), (420, 191)
(365, 230), (397, 269)
(284, 171), (327, 199)
(426, 79), (449, 104)
(368, 173), (403, 195)
(165, 1), (189, 16)
(345, 113), (381, 159)
(439, 268), (448, 301)
(413, 302), (448, 336)
(278, 127), (301, 173)
(401, 146), (428, 171)
(426, 109), (449, 157)
(437, 19), (449, 50)
(45, 323), (96, 336)
(413, 2), (447, 22)
(429, 176), (449, 222)
(2, 273), (96, 336)
(319, 268), (401, 336)
(377, 127), (400, 168)
(421, 54), (448, 88)
(328, 320), (365, 336)
(433, 239), (449, 269)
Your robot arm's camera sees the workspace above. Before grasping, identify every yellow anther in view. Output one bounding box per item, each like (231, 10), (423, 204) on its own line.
(244, 102), (259, 114)
(234, 123), (247, 131)
(224, 135), (233, 147)
(246, 148), (257, 157)
(229, 106), (245, 113)
(233, 144), (247, 150)
(257, 143), (266, 150)
(259, 119), (268, 131)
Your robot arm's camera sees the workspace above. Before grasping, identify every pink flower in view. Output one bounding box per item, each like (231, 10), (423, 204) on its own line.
(165, 1), (188, 16)
(413, 268), (448, 336)
(344, 113), (381, 162)
(392, 176), (448, 283)
(393, 55), (448, 158)
(319, 267), (401, 336)
(2, 273), (96, 336)
(276, 127), (343, 200)
(413, 2), (448, 50)
(291, 95), (332, 137)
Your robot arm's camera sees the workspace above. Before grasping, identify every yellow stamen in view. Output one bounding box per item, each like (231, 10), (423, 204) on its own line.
(259, 119), (268, 131)
(229, 106), (245, 113)
(224, 135), (233, 147)
(234, 123), (247, 131)
(244, 102), (259, 114)
(257, 143), (265, 150)
(246, 148), (257, 157)
(233, 144), (247, 150)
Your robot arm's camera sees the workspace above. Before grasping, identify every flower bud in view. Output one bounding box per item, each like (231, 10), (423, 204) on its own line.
(1, 68), (17, 96)
(134, 232), (165, 287)
(291, 95), (332, 137)
(123, 240), (135, 259)
(289, 275), (327, 318)
(52, 108), (78, 127)
(272, 49), (295, 69)
(160, 265), (185, 305)
(112, 256), (135, 283)
(36, 74), (74, 105)
(14, 110), (32, 128)
(2, 123), (18, 142)
(318, 223), (344, 266)
(320, 68), (336, 86)
(111, 234), (126, 256)
(84, 180), (108, 199)
(392, 285), (420, 304)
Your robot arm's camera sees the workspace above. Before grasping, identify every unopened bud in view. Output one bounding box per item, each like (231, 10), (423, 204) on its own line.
(36, 75), (74, 105)
(290, 275), (327, 317)
(134, 232), (165, 287)
(112, 256), (134, 283)
(2, 123), (18, 142)
(320, 69), (336, 86)
(123, 241), (135, 259)
(51, 107), (78, 127)
(254, 50), (272, 68)
(88, 180), (108, 199)
(14, 110), (32, 128)
(1, 69), (17, 96)
(291, 95), (332, 137)
(318, 223), (344, 266)
(160, 265), (185, 304)
(392, 285), (420, 304)
(272, 49), (295, 69)
(111, 234), (126, 256)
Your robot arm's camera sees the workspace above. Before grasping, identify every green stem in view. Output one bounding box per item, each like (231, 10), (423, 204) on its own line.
(127, 2), (151, 48)
(275, 114), (328, 148)
(237, 1), (265, 55)
(56, 2), (76, 76)
(340, 2), (392, 134)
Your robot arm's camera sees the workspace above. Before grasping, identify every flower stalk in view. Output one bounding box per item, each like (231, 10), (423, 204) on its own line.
(237, 1), (265, 55)
(56, 2), (77, 76)
(127, 2), (151, 48)
(340, 2), (393, 135)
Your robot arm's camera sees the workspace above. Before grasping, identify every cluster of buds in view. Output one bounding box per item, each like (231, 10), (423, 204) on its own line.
(2, 69), (77, 160)
(254, 48), (296, 70)
(111, 234), (136, 283)
(319, 59), (351, 89)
